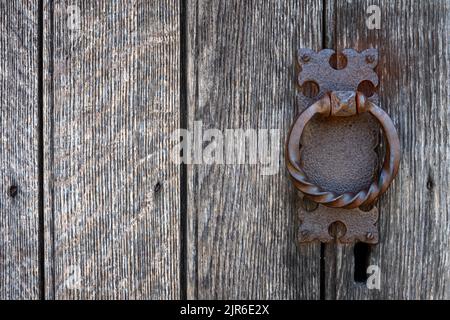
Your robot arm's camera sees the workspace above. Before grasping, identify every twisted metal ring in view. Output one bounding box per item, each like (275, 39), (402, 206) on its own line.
(286, 91), (400, 209)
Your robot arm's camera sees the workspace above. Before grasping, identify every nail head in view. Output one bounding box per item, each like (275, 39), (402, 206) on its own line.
(301, 54), (310, 62)
(365, 55), (375, 64)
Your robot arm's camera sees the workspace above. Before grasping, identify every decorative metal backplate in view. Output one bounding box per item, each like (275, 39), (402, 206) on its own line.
(298, 48), (379, 102)
(295, 48), (381, 244)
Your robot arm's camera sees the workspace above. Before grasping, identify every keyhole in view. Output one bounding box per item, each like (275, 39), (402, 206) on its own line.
(354, 242), (371, 283)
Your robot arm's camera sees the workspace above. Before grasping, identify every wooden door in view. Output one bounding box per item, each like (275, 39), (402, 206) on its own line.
(0, 0), (448, 299)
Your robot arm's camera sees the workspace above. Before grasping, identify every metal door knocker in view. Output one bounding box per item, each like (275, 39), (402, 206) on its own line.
(287, 48), (400, 244)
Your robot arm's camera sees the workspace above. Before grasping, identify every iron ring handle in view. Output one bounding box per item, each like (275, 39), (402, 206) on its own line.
(286, 91), (400, 209)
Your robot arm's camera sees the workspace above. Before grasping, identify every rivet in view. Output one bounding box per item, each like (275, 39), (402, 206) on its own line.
(301, 54), (310, 63)
(365, 55), (375, 64)
(366, 232), (374, 240)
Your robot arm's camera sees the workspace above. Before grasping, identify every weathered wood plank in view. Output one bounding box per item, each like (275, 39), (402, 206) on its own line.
(186, 0), (323, 299)
(324, 0), (450, 299)
(0, 1), (40, 299)
(43, 0), (180, 299)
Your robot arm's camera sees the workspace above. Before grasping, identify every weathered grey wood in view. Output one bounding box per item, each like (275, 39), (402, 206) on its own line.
(0, 1), (40, 300)
(43, 0), (180, 299)
(324, 0), (450, 299)
(186, 0), (324, 299)
(1, 0), (446, 300)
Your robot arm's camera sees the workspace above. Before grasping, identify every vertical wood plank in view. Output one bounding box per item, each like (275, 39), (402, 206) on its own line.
(324, 0), (449, 299)
(43, 0), (53, 299)
(0, 1), (40, 300)
(187, 0), (323, 299)
(43, 0), (180, 299)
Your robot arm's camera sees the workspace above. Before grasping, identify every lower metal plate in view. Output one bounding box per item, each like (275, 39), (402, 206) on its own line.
(298, 200), (379, 244)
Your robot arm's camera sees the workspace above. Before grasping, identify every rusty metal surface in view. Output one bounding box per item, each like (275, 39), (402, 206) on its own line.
(297, 48), (379, 101)
(286, 91), (400, 209)
(300, 113), (379, 195)
(296, 48), (381, 196)
(298, 200), (379, 244)
(288, 48), (400, 244)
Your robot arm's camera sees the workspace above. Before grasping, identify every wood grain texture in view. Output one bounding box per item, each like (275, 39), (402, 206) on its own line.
(43, 0), (180, 299)
(0, 1), (40, 300)
(2, 0), (446, 300)
(186, 0), (323, 299)
(324, 0), (450, 299)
